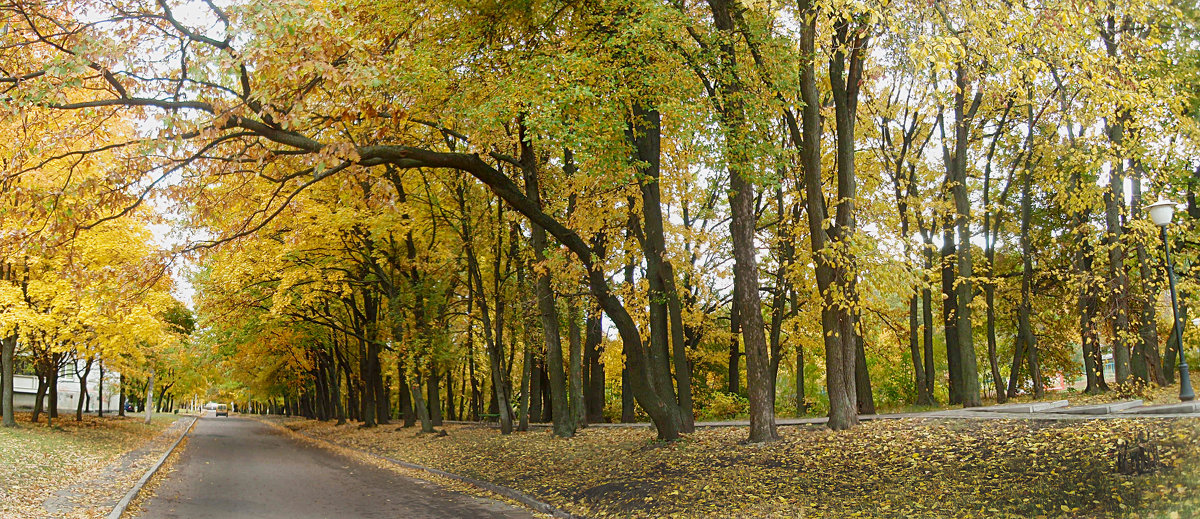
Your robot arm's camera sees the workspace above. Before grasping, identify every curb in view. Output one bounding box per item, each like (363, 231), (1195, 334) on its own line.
(257, 418), (584, 519)
(107, 415), (199, 519)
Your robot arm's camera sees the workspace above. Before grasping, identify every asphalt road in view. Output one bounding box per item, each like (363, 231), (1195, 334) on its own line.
(135, 415), (533, 519)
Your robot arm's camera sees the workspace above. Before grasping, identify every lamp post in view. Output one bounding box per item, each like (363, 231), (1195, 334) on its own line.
(1148, 197), (1194, 401)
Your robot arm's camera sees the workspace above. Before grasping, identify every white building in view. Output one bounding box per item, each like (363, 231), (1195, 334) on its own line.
(11, 358), (122, 412)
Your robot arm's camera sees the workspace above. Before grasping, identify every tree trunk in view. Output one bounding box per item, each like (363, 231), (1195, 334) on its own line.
(1103, 161), (1132, 385)
(518, 125), (573, 438)
(922, 237), (938, 403)
(144, 371), (154, 425)
(118, 373), (126, 417)
(427, 369), (442, 426)
(794, 344), (806, 414)
(77, 357), (94, 421)
(628, 105), (689, 435)
(1164, 296), (1187, 383)
(445, 367), (455, 421)
(396, 361), (413, 426)
(1015, 160), (1043, 398)
(706, 0), (778, 442)
(855, 331), (875, 414)
(514, 255), (533, 431)
(97, 360), (104, 418)
(1130, 168), (1165, 385)
(790, 0), (857, 430)
(2, 334), (15, 427)
(728, 276), (741, 394)
(48, 356), (59, 420)
(909, 295), (931, 405)
(949, 66), (982, 408)
(411, 371), (434, 433)
(568, 295), (586, 428)
(941, 222), (961, 404)
(583, 305), (605, 424)
(32, 372), (46, 423)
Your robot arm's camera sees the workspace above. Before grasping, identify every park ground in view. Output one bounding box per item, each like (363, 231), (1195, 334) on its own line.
(5, 392), (1200, 519)
(0, 412), (183, 518)
(275, 401), (1200, 518)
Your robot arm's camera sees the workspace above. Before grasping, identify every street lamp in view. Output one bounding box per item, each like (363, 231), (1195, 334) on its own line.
(1148, 197), (1194, 401)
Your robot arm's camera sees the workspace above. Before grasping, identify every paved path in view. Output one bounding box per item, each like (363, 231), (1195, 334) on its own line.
(136, 415), (532, 519)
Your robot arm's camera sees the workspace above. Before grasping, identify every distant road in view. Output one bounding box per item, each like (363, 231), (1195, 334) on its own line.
(135, 416), (532, 519)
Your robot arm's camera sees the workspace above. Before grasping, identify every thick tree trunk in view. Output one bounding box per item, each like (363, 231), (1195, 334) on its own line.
(788, 0), (857, 430)
(629, 105), (690, 434)
(706, 0), (777, 442)
(949, 67), (982, 408)
(1164, 297), (1187, 383)
(941, 222), (962, 404)
(1103, 162), (1132, 385)
(2, 334), (14, 427)
(1130, 170), (1165, 385)
(568, 296), (586, 428)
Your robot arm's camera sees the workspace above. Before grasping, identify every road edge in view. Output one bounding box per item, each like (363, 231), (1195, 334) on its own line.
(107, 415), (199, 519)
(254, 417), (585, 519)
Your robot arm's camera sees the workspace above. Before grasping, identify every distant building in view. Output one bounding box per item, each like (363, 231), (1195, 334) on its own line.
(11, 357), (121, 412)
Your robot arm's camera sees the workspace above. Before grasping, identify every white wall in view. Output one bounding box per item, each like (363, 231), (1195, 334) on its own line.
(11, 371), (122, 412)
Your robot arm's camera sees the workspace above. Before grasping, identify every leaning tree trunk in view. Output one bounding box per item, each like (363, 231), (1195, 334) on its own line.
(519, 124), (573, 438)
(629, 105), (691, 434)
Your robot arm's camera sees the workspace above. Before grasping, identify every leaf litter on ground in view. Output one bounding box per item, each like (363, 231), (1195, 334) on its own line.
(281, 416), (1200, 518)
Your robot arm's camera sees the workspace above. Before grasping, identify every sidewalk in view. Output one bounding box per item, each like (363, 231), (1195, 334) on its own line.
(41, 417), (192, 517)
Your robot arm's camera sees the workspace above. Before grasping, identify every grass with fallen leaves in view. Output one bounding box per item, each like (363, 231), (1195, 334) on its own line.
(285, 417), (1200, 518)
(0, 413), (179, 518)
